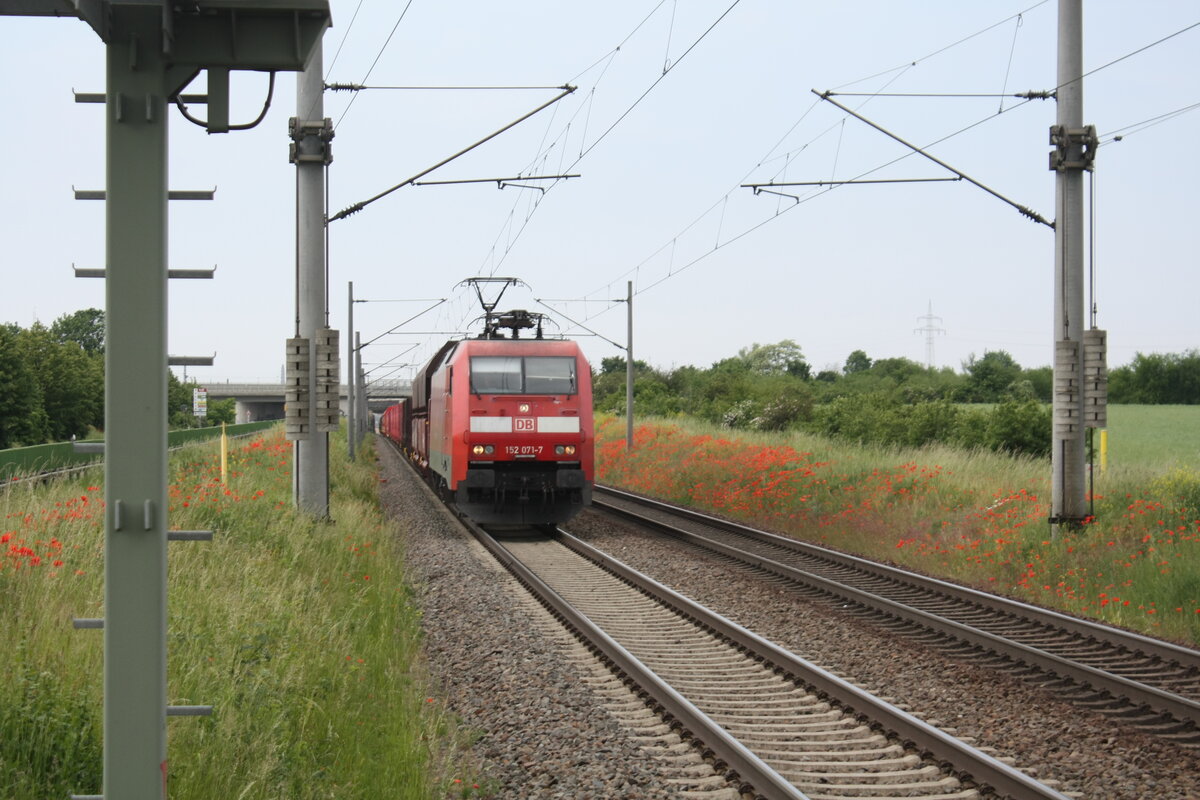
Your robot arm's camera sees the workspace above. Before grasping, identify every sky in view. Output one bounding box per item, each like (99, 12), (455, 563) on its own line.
(2, 1), (1198, 387)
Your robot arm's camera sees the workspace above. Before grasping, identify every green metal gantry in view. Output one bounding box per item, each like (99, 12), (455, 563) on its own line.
(1, 2), (329, 798)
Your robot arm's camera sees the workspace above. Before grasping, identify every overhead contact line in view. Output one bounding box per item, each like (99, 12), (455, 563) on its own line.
(328, 85), (577, 222)
(813, 89), (1054, 228)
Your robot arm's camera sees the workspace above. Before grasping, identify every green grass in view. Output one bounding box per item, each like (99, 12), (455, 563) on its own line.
(596, 407), (1200, 645)
(0, 426), (481, 799)
(1103, 404), (1200, 472)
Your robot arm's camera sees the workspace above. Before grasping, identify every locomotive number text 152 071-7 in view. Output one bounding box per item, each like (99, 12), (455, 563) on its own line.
(505, 445), (543, 456)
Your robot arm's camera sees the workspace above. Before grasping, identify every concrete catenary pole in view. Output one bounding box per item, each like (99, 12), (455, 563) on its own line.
(626, 280), (634, 451)
(1051, 0), (1087, 529)
(347, 281), (356, 461)
(295, 43), (330, 516)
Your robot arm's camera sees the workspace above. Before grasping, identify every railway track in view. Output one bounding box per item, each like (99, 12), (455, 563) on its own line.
(467, 520), (1073, 800)
(583, 484), (1200, 748)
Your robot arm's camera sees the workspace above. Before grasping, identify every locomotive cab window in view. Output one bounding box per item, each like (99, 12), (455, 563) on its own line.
(470, 356), (576, 395)
(470, 356), (523, 393)
(525, 357), (576, 394)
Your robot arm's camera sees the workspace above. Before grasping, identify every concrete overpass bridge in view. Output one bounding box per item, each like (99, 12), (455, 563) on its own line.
(203, 379), (411, 424)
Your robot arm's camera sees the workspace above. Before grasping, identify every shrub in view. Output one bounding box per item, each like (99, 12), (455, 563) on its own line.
(755, 394), (812, 431)
(904, 400), (962, 448)
(984, 400), (1052, 457)
(722, 399), (760, 429)
(952, 406), (992, 451)
(814, 393), (906, 445)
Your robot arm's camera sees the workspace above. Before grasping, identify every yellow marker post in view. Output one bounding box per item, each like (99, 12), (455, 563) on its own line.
(221, 422), (229, 483)
(1100, 429), (1108, 473)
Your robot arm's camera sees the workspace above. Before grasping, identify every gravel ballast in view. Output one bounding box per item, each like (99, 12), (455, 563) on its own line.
(376, 438), (1200, 798)
(376, 442), (733, 799)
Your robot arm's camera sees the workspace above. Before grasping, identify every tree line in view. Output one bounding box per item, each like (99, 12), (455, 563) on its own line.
(594, 341), (1200, 458)
(0, 309), (234, 449)
(2, 309), (1194, 453)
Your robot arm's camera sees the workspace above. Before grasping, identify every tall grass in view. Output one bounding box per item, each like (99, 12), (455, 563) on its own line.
(596, 411), (1200, 645)
(1, 427), (479, 799)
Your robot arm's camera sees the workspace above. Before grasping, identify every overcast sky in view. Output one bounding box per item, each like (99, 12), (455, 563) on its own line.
(3, 1), (1197, 385)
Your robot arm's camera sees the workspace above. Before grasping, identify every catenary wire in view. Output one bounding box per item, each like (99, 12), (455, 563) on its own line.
(328, 84), (569, 91)
(1099, 100), (1200, 144)
(567, 52), (924, 308)
(377, 2), (1060, 363)
(566, 5), (1060, 312)
(473, 0), (745, 281)
(569, 57), (920, 306)
(325, 0), (366, 79)
(334, 0), (417, 130)
(412, 5), (1190, 361)
(997, 12), (1025, 112)
(1068, 19), (1200, 90)
(832, 0), (1051, 91)
(550, 94), (1040, 339)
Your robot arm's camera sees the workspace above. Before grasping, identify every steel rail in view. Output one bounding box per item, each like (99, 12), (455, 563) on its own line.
(462, 521), (809, 800)
(594, 485), (1200, 667)
(592, 485), (1200, 730)
(551, 529), (1071, 800)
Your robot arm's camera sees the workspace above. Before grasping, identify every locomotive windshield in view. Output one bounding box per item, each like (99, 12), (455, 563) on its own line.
(470, 356), (576, 395)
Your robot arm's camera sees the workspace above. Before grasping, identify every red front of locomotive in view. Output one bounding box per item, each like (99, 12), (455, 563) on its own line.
(427, 338), (593, 526)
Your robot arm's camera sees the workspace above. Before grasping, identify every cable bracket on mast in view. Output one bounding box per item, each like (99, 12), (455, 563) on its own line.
(1048, 124), (1097, 172)
(289, 117), (334, 165)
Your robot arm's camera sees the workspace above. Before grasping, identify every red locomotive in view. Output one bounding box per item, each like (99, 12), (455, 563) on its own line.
(380, 309), (593, 527)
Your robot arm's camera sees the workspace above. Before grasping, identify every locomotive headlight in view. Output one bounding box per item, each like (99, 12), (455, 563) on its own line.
(486, 445), (495, 454)
(473, 445), (485, 455)
(518, 403), (530, 413)
(555, 445), (576, 456)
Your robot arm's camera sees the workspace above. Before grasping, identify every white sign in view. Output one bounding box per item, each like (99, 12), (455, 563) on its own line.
(193, 387), (208, 417)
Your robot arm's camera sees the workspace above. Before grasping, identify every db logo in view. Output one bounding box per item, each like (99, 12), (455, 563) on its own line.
(515, 418), (536, 432)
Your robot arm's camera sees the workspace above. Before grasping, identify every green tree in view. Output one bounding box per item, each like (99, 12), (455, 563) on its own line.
(50, 308), (105, 354)
(207, 398), (236, 425)
(592, 357), (664, 416)
(168, 371), (200, 429)
(696, 357), (753, 422)
(961, 350), (1023, 402)
(870, 357), (926, 384)
(1109, 351), (1200, 404)
(18, 324), (102, 441)
(1022, 365), (1053, 402)
(843, 349), (872, 375)
(738, 340), (811, 379)
(599, 355), (627, 375)
(0, 326), (48, 447)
